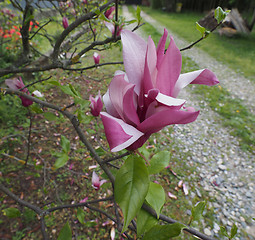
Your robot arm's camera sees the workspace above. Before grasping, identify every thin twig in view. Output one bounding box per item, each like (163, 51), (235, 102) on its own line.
(4, 89), (115, 185)
(29, 19), (51, 40)
(22, 77), (52, 91)
(142, 204), (217, 240)
(46, 197), (113, 213)
(180, 21), (222, 51)
(25, 108), (32, 165)
(132, 22), (145, 32)
(103, 152), (130, 163)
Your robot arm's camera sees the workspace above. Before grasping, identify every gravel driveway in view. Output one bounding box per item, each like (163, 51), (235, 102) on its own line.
(122, 5), (255, 240)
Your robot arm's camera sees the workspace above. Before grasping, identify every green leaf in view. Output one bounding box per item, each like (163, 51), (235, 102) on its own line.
(95, 8), (101, 16)
(136, 6), (142, 25)
(143, 223), (185, 240)
(114, 155), (149, 232)
(59, 85), (76, 97)
(137, 208), (158, 237)
(68, 84), (80, 97)
(196, 22), (205, 35)
(230, 224), (238, 239)
(215, 7), (230, 24)
(3, 207), (21, 218)
(60, 135), (70, 153)
(77, 208), (86, 224)
(145, 182), (165, 217)
(49, 80), (61, 86)
(196, 22), (210, 38)
(43, 112), (58, 121)
(57, 221), (72, 240)
(148, 151), (170, 175)
(30, 104), (43, 114)
(54, 153), (69, 169)
(191, 201), (206, 222)
(220, 226), (230, 238)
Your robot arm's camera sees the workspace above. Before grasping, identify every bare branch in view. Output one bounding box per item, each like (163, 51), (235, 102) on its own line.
(52, 0), (115, 61)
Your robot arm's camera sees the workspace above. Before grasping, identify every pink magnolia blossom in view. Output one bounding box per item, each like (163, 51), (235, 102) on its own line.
(93, 52), (101, 65)
(100, 29), (219, 152)
(104, 21), (123, 37)
(104, 6), (115, 19)
(62, 17), (69, 29)
(5, 77), (33, 107)
(92, 171), (107, 190)
(89, 91), (103, 116)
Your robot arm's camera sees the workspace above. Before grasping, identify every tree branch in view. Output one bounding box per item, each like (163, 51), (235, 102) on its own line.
(180, 21), (222, 51)
(52, 0), (115, 61)
(4, 89), (115, 184)
(142, 204), (217, 240)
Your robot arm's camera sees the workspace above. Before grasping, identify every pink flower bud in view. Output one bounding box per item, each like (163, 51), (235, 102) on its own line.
(93, 52), (101, 65)
(5, 77), (33, 107)
(105, 6), (115, 19)
(92, 171), (107, 190)
(89, 91), (103, 116)
(62, 17), (69, 29)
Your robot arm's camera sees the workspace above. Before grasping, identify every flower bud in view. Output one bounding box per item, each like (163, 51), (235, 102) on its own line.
(62, 17), (69, 29)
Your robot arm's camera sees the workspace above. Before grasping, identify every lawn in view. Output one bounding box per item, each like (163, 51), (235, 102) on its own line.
(141, 7), (255, 80)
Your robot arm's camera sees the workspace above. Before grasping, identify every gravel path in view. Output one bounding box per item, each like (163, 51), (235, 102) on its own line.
(122, 6), (255, 240)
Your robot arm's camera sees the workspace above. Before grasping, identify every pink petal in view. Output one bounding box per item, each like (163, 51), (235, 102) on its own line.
(155, 92), (186, 106)
(139, 107), (199, 134)
(168, 191), (177, 199)
(100, 112), (144, 152)
(173, 69), (219, 97)
(156, 36), (182, 96)
(144, 36), (157, 89)
(105, 21), (115, 35)
(5, 78), (21, 90)
(62, 17), (69, 29)
(92, 171), (100, 188)
(103, 89), (119, 118)
(93, 52), (100, 64)
(100, 179), (107, 187)
(178, 180), (183, 188)
(121, 30), (147, 94)
(108, 74), (140, 125)
(110, 227), (115, 240)
(108, 74), (139, 125)
(183, 183), (189, 195)
(156, 28), (168, 68)
(88, 165), (97, 170)
(80, 197), (88, 203)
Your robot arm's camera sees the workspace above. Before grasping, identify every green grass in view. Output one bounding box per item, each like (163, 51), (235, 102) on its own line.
(140, 7), (255, 79)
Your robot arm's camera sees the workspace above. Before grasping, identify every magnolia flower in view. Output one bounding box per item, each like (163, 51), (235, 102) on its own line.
(104, 6), (115, 19)
(100, 29), (219, 152)
(105, 21), (123, 37)
(89, 91), (103, 116)
(92, 171), (107, 190)
(5, 77), (33, 107)
(93, 52), (101, 65)
(62, 17), (69, 29)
